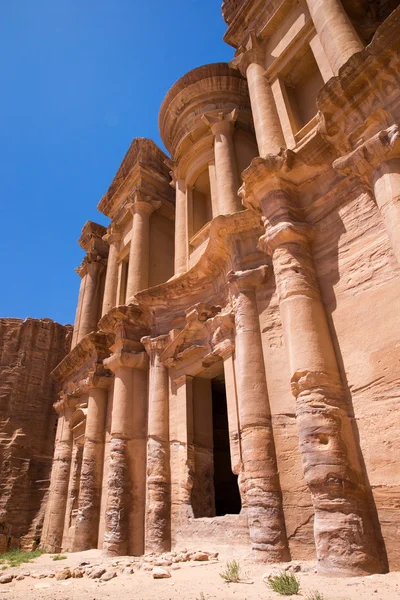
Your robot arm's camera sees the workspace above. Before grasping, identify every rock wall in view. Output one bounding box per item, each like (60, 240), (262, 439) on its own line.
(0, 318), (72, 552)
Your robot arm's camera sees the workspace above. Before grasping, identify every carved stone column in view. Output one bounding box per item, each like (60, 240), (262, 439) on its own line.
(73, 258), (105, 346)
(102, 345), (148, 556)
(73, 385), (108, 551)
(202, 109), (242, 215)
(142, 335), (171, 553)
(304, 0), (363, 75)
(334, 124), (400, 266)
(41, 397), (75, 553)
(227, 266), (289, 562)
(101, 230), (121, 317)
(241, 155), (382, 574)
(174, 178), (188, 276)
(231, 33), (285, 157)
(126, 193), (161, 303)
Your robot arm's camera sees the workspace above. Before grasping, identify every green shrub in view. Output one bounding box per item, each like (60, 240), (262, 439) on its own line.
(0, 549), (44, 567)
(266, 571), (300, 595)
(219, 559), (241, 583)
(305, 592), (325, 600)
(52, 554), (67, 561)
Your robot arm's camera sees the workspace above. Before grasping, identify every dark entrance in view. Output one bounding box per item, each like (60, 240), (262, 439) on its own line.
(211, 376), (241, 516)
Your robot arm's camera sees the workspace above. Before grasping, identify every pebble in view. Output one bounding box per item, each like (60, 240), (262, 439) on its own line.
(88, 567), (106, 579)
(193, 552), (209, 561)
(100, 571), (117, 581)
(55, 568), (71, 580)
(152, 566), (171, 579)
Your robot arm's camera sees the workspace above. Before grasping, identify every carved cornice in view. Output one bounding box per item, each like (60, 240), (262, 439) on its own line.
(333, 124), (400, 184)
(159, 304), (235, 378)
(98, 304), (149, 343)
(52, 332), (112, 396)
(239, 151), (296, 212)
(78, 221), (108, 257)
(54, 393), (79, 415)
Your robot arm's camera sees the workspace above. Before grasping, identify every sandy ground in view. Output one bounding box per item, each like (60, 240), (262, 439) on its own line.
(0, 549), (399, 600)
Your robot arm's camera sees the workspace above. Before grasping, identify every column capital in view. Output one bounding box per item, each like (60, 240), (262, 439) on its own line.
(202, 108), (238, 137)
(127, 189), (161, 216)
(54, 393), (79, 415)
(102, 226), (121, 246)
(230, 31), (265, 76)
(239, 150), (296, 212)
(75, 254), (106, 278)
(227, 265), (270, 294)
(141, 333), (170, 359)
(333, 124), (400, 184)
(258, 221), (314, 256)
(103, 348), (149, 373)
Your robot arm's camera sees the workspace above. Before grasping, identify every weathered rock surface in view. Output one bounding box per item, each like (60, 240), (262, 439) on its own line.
(0, 317), (71, 552)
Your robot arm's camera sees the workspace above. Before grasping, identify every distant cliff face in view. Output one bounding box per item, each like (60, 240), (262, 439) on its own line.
(0, 317), (72, 552)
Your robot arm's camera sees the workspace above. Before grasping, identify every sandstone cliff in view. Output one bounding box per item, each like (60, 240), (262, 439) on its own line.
(0, 318), (72, 552)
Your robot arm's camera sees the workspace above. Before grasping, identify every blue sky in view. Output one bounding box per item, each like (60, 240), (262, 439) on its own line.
(0, 0), (233, 324)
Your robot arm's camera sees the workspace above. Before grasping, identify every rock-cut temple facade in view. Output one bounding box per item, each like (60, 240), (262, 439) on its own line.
(41, 0), (400, 576)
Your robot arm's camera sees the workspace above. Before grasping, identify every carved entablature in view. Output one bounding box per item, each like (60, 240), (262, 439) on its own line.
(333, 123), (400, 186)
(222, 0), (288, 49)
(318, 10), (400, 157)
(53, 392), (79, 415)
(159, 303), (235, 381)
(98, 304), (149, 345)
(97, 138), (174, 224)
(78, 221), (108, 259)
(51, 332), (111, 397)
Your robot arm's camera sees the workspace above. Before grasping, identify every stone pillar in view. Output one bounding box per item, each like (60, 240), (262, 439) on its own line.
(253, 171), (382, 574)
(304, 0), (363, 75)
(174, 179), (188, 276)
(227, 267), (290, 562)
(102, 347), (148, 556)
(73, 258), (105, 346)
(142, 335), (171, 553)
(101, 231), (121, 317)
(208, 161), (219, 218)
(202, 110), (242, 215)
(73, 386), (108, 551)
(41, 400), (74, 553)
(334, 124), (400, 266)
(126, 195), (161, 303)
(231, 34), (285, 157)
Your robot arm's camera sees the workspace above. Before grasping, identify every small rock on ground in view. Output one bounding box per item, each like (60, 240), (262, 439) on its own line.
(152, 566), (171, 579)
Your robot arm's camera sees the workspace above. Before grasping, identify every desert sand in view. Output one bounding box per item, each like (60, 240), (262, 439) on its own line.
(0, 549), (399, 600)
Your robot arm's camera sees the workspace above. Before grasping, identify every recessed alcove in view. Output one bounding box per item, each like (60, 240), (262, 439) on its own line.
(191, 373), (241, 518)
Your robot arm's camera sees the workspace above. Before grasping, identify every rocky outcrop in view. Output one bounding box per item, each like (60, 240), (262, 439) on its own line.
(0, 318), (72, 552)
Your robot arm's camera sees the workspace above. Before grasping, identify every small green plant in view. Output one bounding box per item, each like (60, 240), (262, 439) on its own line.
(196, 593), (206, 600)
(52, 554), (67, 561)
(266, 571), (300, 595)
(305, 592), (325, 600)
(219, 559), (241, 583)
(0, 549), (44, 567)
